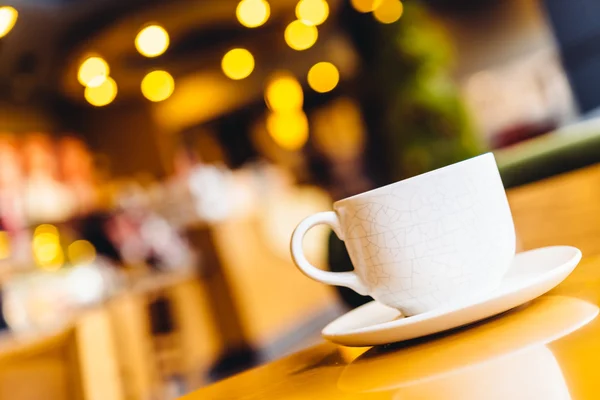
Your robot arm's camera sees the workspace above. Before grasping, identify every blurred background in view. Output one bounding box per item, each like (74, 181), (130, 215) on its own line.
(0, 0), (598, 398)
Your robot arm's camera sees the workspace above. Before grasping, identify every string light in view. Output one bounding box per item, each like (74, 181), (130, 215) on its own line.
(312, 97), (366, 159)
(295, 0), (329, 26)
(265, 74), (303, 112)
(33, 233), (60, 263)
(221, 48), (255, 80)
(264, 72), (308, 150)
(373, 0), (403, 24)
(284, 20), (318, 51)
(350, 0), (380, 13)
(85, 77), (117, 107)
(135, 25), (170, 57)
(141, 70), (175, 102)
(236, 0), (270, 28)
(307, 62), (339, 93)
(266, 111), (309, 151)
(68, 240), (96, 265)
(32, 228), (63, 270)
(34, 224), (59, 237)
(77, 57), (110, 87)
(0, 231), (10, 260)
(0, 6), (17, 38)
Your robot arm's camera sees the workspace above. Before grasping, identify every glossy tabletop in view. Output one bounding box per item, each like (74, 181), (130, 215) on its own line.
(185, 164), (600, 400)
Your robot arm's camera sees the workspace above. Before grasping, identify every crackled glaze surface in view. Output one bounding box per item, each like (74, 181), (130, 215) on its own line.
(335, 153), (515, 315)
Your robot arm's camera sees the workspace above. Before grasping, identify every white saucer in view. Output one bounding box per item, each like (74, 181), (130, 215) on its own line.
(322, 246), (582, 347)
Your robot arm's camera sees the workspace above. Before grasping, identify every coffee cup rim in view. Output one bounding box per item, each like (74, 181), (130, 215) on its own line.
(333, 152), (496, 208)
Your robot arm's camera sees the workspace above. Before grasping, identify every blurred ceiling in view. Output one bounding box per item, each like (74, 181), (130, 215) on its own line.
(1, 0), (347, 109)
(0, 0), (504, 110)
(422, 0), (501, 14)
(1, 0), (157, 102)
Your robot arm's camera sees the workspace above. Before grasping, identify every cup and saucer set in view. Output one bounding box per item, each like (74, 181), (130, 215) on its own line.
(290, 153), (582, 347)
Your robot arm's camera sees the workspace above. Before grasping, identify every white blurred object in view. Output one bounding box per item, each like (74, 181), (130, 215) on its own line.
(2, 272), (74, 333)
(67, 264), (107, 305)
(139, 214), (196, 270)
(24, 177), (75, 224)
(462, 48), (577, 142)
(2, 261), (122, 333)
(188, 164), (233, 222)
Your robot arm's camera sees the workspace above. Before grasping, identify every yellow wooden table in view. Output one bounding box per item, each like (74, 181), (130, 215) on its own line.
(184, 164), (600, 399)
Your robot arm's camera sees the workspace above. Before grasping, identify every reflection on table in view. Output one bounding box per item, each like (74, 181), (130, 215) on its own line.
(189, 295), (597, 399)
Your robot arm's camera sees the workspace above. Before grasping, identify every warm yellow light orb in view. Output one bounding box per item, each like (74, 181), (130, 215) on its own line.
(0, 6), (18, 38)
(373, 0), (403, 24)
(221, 48), (255, 80)
(141, 70), (175, 102)
(284, 20), (318, 51)
(77, 57), (110, 87)
(295, 0), (329, 26)
(85, 77), (117, 107)
(33, 232), (62, 268)
(265, 74), (303, 112)
(236, 0), (270, 28)
(266, 111), (309, 151)
(68, 240), (97, 265)
(135, 25), (170, 57)
(350, 0), (381, 13)
(34, 224), (59, 237)
(31, 225), (63, 270)
(0, 231), (9, 260)
(307, 62), (339, 93)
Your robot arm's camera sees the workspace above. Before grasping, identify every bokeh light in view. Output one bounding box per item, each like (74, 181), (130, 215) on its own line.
(221, 48), (255, 80)
(236, 0), (270, 28)
(0, 6), (18, 38)
(32, 230), (63, 270)
(295, 0), (329, 26)
(33, 234), (59, 264)
(77, 57), (110, 87)
(0, 231), (10, 260)
(265, 74), (303, 112)
(350, 0), (381, 13)
(373, 0), (403, 24)
(85, 77), (117, 107)
(307, 62), (339, 93)
(284, 20), (318, 51)
(135, 25), (170, 57)
(266, 111), (309, 151)
(141, 70), (175, 102)
(68, 266), (105, 304)
(68, 240), (97, 265)
(34, 224), (59, 237)
(312, 97), (366, 160)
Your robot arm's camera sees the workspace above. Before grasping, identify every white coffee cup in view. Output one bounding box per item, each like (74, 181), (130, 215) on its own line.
(290, 153), (515, 316)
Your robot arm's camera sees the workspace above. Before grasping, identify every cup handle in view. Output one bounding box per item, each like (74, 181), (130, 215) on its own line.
(290, 211), (368, 296)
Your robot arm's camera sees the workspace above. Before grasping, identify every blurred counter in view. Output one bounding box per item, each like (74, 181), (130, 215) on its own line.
(0, 325), (79, 400)
(496, 116), (600, 188)
(0, 244), (340, 400)
(0, 267), (211, 400)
